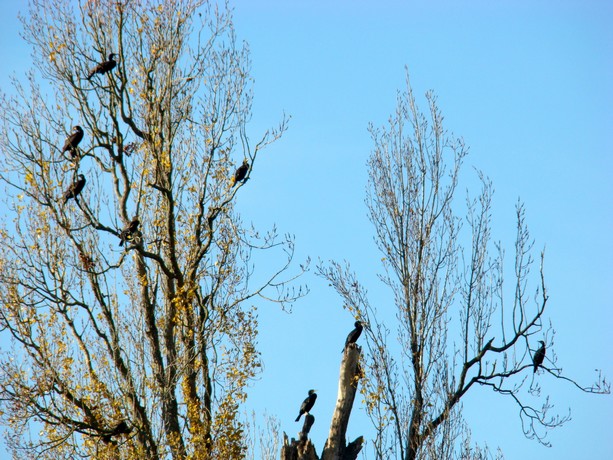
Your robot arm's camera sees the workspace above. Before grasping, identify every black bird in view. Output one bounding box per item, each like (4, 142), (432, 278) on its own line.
(102, 420), (132, 444)
(119, 217), (140, 246)
(62, 126), (84, 158)
(295, 389), (317, 422)
(232, 159), (249, 187)
(533, 340), (546, 373)
(87, 53), (117, 80)
(342, 320), (363, 353)
(62, 174), (86, 205)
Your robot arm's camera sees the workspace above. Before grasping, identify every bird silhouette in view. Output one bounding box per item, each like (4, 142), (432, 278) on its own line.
(62, 174), (86, 205)
(102, 420), (132, 444)
(87, 53), (117, 80)
(232, 159), (249, 187)
(295, 389), (317, 422)
(342, 320), (363, 352)
(119, 217), (140, 247)
(533, 340), (546, 373)
(62, 126), (84, 158)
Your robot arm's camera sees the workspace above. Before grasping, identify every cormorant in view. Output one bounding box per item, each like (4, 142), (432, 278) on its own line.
(232, 159), (249, 187)
(62, 126), (84, 158)
(533, 340), (546, 373)
(342, 320), (363, 353)
(62, 174), (86, 205)
(87, 53), (117, 80)
(119, 217), (140, 246)
(295, 389), (317, 422)
(102, 420), (132, 444)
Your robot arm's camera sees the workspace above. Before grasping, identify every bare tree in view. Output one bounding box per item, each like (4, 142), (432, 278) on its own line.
(0, 1), (306, 458)
(318, 73), (609, 460)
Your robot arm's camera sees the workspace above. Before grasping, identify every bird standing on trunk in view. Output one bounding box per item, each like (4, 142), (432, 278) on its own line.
(295, 389), (317, 422)
(342, 320), (363, 352)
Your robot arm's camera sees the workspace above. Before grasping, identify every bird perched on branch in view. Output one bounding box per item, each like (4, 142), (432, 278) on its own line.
(119, 217), (140, 246)
(62, 174), (86, 205)
(102, 420), (132, 444)
(295, 389), (317, 422)
(342, 320), (363, 353)
(62, 126), (84, 158)
(232, 159), (249, 187)
(533, 340), (546, 373)
(87, 53), (117, 80)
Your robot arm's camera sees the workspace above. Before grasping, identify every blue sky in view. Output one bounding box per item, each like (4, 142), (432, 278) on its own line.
(1, 1), (611, 459)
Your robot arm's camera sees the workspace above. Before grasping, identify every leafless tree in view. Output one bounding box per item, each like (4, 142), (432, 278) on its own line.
(0, 1), (306, 458)
(318, 73), (609, 460)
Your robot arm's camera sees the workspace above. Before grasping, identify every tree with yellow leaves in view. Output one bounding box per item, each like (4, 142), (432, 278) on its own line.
(0, 1), (305, 458)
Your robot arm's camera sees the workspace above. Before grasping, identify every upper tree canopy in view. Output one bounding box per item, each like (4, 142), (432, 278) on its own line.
(0, 1), (304, 458)
(318, 74), (610, 460)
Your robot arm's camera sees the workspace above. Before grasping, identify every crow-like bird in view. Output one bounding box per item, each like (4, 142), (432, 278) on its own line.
(295, 389), (317, 422)
(533, 340), (546, 373)
(102, 420), (132, 444)
(87, 53), (117, 80)
(119, 217), (140, 246)
(232, 159), (249, 187)
(62, 174), (86, 205)
(62, 126), (84, 158)
(342, 320), (363, 353)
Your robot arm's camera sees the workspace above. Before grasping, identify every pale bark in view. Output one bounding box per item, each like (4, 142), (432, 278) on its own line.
(321, 345), (363, 460)
(281, 345), (364, 460)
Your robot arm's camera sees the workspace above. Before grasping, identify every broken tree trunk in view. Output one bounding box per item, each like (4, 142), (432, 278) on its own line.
(281, 344), (364, 460)
(321, 343), (363, 460)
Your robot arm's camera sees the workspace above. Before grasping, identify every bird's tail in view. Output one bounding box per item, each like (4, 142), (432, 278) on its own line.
(295, 414), (301, 422)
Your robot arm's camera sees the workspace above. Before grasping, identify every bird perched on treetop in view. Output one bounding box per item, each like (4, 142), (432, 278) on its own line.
(62, 126), (84, 158)
(295, 389), (317, 422)
(342, 320), (363, 353)
(87, 53), (117, 80)
(62, 174), (86, 205)
(232, 159), (249, 187)
(119, 217), (140, 247)
(533, 340), (546, 373)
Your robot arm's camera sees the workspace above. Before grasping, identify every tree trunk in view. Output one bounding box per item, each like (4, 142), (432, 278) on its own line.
(281, 344), (363, 460)
(321, 344), (363, 460)
(281, 432), (319, 460)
